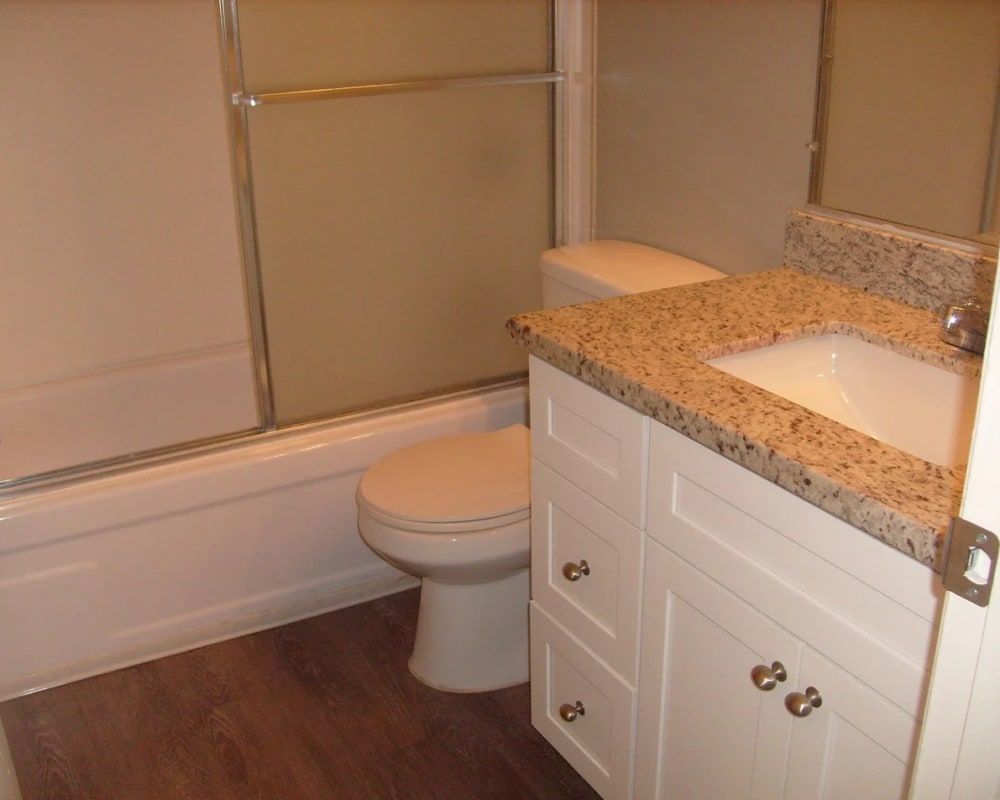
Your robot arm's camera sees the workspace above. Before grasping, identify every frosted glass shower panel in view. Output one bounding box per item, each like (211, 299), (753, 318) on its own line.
(238, 0), (551, 91)
(0, 1), (258, 484)
(249, 84), (551, 424)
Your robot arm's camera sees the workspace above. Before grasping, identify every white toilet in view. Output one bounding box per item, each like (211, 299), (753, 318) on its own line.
(356, 240), (725, 692)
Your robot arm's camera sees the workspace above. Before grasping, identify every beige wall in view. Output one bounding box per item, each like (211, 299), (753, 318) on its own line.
(0, 1), (248, 388)
(595, 0), (823, 274)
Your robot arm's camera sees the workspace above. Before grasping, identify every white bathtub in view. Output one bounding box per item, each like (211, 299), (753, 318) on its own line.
(0, 382), (528, 700)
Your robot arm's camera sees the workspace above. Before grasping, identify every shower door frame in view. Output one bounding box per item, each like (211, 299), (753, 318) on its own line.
(0, 0), (594, 495)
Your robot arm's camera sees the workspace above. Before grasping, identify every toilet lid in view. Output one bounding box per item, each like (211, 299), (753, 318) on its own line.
(357, 424), (530, 525)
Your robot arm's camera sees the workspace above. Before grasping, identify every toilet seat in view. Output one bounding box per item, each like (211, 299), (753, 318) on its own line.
(356, 424), (530, 532)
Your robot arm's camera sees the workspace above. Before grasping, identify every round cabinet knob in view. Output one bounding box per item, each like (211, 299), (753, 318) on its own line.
(750, 661), (788, 691)
(562, 560), (591, 582)
(559, 701), (586, 722)
(785, 687), (823, 718)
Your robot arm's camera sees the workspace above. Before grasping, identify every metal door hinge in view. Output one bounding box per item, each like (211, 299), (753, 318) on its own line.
(942, 517), (998, 607)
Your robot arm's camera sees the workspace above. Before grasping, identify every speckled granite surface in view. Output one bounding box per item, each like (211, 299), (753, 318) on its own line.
(785, 209), (997, 314)
(508, 268), (983, 571)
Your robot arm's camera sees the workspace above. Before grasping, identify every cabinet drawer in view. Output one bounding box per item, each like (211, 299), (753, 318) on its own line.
(530, 603), (635, 800)
(529, 356), (648, 527)
(532, 462), (643, 681)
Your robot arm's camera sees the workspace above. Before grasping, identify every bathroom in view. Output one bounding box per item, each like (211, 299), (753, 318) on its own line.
(2, 0), (999, 798)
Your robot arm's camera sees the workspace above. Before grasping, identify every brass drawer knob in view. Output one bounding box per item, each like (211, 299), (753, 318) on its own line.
(785, 687), (823, 717)
(750, 661), (787, 691)
(562, 559), (591, 582)
(559, 701), (586, 722)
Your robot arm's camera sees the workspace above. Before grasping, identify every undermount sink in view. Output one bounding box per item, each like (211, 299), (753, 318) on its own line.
(707, 334), (980, 466)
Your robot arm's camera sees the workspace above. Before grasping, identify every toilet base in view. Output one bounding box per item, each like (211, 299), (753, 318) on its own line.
(409, 569), (529, 693)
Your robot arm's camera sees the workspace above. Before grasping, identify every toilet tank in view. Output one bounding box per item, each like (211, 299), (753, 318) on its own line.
(539, 239), (726, 308)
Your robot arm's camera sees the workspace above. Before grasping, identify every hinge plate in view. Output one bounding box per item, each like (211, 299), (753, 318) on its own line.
(942, 517), (999, 607)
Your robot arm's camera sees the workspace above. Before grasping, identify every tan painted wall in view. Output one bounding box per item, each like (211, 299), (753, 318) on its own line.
(595, 0), (824, 274)
(820, 0), (1000, 239)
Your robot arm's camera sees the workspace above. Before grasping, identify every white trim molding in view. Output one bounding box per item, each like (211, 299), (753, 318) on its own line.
(554, 0), (596, 245)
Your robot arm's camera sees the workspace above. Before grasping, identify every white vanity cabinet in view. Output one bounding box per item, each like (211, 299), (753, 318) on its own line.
(526, 357), (943, 800)
(638, 421), (939, 799)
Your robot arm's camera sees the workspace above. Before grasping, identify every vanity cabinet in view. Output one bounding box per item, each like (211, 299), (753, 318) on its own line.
(527, 357), (941, 800)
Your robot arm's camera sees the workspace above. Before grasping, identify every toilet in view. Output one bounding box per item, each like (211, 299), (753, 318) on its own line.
(356, 240), (725, 692)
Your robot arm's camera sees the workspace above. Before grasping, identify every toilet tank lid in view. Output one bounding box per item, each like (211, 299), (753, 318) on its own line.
(540, 240), (725, 298)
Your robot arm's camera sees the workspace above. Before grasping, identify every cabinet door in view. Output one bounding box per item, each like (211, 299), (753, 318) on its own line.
(636, 539), (800, 800)
(782, 648), (916, 800)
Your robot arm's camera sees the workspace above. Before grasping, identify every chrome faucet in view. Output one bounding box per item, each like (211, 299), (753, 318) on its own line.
(940, 298), (989, 355)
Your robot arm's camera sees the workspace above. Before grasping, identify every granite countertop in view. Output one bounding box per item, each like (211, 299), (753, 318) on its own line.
(507, 267), (983, 571)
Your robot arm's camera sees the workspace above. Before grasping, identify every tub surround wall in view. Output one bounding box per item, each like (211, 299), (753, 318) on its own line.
(508, 269), (977, 571)
(784, 208), (998, 313)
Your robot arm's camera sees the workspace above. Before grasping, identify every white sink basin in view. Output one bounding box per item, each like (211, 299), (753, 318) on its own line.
(707, 334), (979, 466)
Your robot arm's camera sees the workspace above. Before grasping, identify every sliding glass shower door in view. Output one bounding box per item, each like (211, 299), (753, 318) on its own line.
(0, 1), (258, 487)
(229, 1), (555, 424)
(0, 0), (556, 489)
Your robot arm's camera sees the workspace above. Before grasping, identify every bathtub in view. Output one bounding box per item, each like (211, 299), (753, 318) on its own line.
(0, 381), (528, 700)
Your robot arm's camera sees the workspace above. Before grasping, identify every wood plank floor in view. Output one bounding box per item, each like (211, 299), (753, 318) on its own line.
(1, 588), (601, 800)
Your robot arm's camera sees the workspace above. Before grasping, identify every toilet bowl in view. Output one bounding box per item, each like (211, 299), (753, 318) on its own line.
(355, 240), (725, 693)
(357, 424), (531, 692)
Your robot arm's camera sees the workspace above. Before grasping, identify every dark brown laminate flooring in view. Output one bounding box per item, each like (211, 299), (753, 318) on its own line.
(1, 588), (600, 800)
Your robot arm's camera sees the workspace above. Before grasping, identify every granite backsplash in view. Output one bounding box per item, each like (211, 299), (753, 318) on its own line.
(784, 208), (997, 314)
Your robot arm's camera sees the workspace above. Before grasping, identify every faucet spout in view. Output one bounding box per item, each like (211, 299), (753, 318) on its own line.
(940, 298), (988, 355)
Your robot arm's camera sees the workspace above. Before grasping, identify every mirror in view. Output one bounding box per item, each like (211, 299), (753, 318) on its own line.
(811, 0), (1000, 245)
